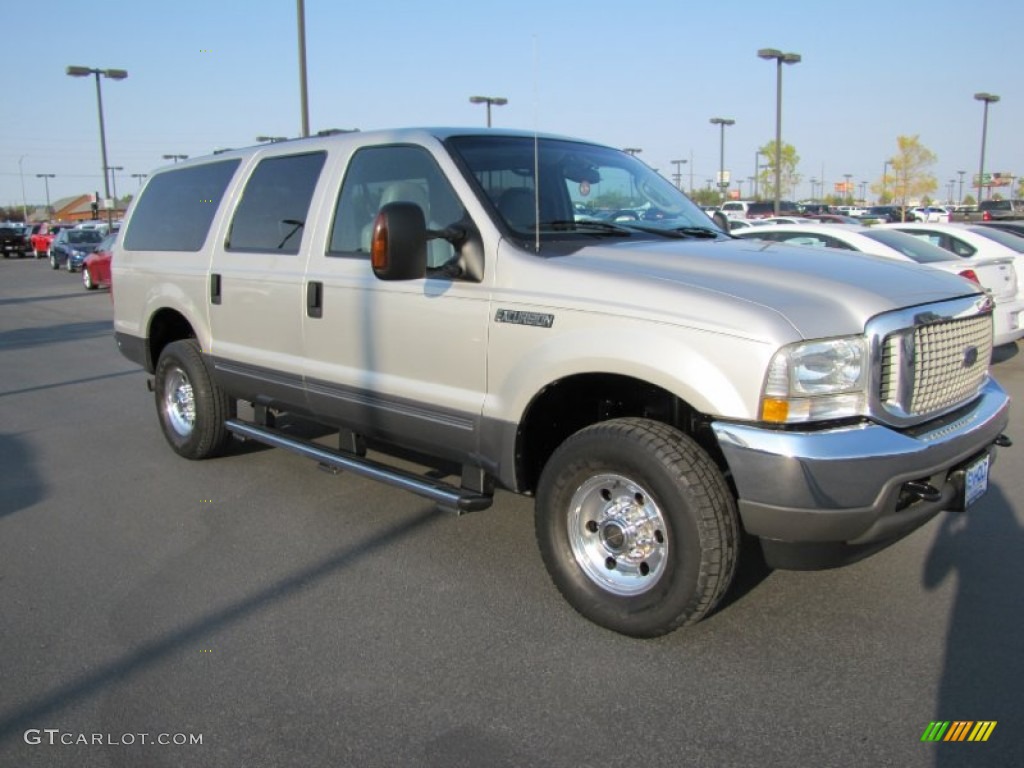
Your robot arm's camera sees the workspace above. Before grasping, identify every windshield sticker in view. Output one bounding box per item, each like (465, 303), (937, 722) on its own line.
(579, 181), (591, 197)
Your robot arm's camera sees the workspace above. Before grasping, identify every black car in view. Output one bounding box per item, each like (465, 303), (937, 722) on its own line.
(864, 205), (913, 223)
(49, 228), (105, 271)
(0, 224), (31, 258)
(977, 221), (1024, 239)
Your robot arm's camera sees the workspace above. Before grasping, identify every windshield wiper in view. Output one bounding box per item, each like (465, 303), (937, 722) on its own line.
(543, 219), (633, 236)
(623, 223), (722, 239)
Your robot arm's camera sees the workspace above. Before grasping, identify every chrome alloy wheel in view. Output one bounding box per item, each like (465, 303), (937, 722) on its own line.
(568, 473), (668, 596)
(163, 367), (196, 438)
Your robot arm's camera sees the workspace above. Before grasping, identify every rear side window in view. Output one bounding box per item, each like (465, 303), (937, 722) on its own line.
(227, 152), (326, 253)
(123, 160), (240, 251)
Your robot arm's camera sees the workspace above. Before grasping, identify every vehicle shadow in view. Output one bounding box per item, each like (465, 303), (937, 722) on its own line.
(0, 432), (45, 518)
(713, 532), (773, 614)
(0, 292), (98, 307)
(0, 505), (442, 743)
(922, 484), (1024, 766)
(0, 321), (113, 351)
(991, 343), (1018, 365)
(0, 369), (142, 399)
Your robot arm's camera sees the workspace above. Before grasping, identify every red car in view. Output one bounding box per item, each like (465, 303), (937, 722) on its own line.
(30, 223), (70, 259)
(82, 233), (115, 290)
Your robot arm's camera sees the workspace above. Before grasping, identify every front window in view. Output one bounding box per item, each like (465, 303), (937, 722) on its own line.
(446, 135), (722, 244)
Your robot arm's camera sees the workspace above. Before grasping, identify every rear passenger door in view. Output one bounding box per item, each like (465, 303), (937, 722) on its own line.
(207, 151), (328, 409)
(301, 144), (490, 462)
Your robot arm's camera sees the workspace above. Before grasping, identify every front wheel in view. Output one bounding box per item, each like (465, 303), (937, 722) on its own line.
(83, 267), (96, 290)
(154, 339), (234, 459)
(535, 418), (738, 637)
(49, 253), (59, 270)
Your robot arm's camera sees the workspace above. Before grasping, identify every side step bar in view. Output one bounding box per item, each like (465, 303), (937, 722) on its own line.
(225, 419), (493, 514)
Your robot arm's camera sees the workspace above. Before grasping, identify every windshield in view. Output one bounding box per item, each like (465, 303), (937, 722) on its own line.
(862, 229), (958, 264)
(966, 225), (1024, 253)
(446, 135), (723, 242)
(68, 230), (104, 244)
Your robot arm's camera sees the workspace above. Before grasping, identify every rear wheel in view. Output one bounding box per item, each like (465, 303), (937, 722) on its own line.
(536, 418), (738, 637)
(49, 253), (58, 270)
(83, 267), (96, 290)
(154, 339), (234, 459)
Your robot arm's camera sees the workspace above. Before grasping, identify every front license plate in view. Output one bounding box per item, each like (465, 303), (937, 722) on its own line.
(964, 454), (990, 508)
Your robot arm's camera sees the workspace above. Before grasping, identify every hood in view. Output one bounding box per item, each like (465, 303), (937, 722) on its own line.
(501, 236), (981, 343)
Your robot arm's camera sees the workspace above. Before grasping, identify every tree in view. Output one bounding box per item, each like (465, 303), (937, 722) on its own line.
(757, 141), (800, 199)
(872, 135), (937, 206)
(690, 187), (721, 207)
(962, 193), (977, 207)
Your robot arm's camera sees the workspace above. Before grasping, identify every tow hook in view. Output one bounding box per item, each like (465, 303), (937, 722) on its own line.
(904, 481), (943, 503)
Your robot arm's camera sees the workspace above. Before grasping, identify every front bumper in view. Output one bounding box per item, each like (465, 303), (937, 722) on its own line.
(712, 378), (1010, 569)
(993, 296), (1024, 346)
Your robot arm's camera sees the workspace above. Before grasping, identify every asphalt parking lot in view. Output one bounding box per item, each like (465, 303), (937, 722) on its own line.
(1, 256), (1022, 768)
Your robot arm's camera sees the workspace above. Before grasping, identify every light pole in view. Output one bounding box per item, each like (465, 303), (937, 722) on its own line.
(809, 177), (818, 202)
(947, 179), (956, 204)
(18, 155), (28, 222)
(842, 173), (853, 204)
(256, 135), (287, 143)
(709, 117), (734, 201)
(974, 92), (999, 203)
(36, 173), (55, 217)
(131, 173), (148, 189)
(754, 150), (766, 199)
(622, 147), (642, 156)
(162, 154), (188, 164)
(469, 95), (507, 127)
(882, 159), (891, 203)
(957, 170), (966, 204)
(66, 65), (127, 226)
(107, 166), (123, 211)
(671, 158), (688, 191)
(758, 48), (801, 214)
(859, 181), (867, 203)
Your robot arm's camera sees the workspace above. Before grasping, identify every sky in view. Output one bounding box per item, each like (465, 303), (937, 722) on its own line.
(3, 0), (1022, 210)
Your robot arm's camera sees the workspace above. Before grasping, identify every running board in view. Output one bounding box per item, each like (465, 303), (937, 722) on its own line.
(225, 419), (493, 514)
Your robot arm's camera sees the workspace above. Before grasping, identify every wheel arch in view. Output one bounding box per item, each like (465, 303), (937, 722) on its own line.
(146, 308), (198, 373)
(514, 372), (730, 495)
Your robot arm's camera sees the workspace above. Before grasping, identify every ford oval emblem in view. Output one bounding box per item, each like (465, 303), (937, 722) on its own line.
(963, 346), (979, 368)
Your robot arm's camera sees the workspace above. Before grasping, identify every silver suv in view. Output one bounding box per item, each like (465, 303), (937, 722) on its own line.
(112, 128), (1010, 637)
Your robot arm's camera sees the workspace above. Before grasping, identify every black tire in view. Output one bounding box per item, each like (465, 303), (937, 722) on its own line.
(83, 267), (96, 290)
(154, 339), (234, 459)
(535, 418), (738, 637)
(49, 254), (58, 270)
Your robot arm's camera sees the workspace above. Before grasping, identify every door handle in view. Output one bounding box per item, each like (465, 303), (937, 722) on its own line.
(306, 281), (323, 318)
(210, 273), (221, 305)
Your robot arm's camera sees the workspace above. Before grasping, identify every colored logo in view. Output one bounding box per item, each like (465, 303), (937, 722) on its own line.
(921, 721), (996, 742)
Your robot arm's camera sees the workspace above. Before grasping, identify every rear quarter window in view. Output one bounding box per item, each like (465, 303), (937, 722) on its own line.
(122, 160), (240, 251)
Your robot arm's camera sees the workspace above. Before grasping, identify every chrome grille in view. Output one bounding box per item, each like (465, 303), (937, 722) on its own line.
(879, 314), (992, 418)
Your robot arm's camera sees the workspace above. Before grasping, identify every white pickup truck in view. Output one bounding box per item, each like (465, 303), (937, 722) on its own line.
(112, 128), (1011, 637)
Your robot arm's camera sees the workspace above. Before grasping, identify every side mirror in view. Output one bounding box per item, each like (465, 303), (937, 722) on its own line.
(371, 202), (428, 281)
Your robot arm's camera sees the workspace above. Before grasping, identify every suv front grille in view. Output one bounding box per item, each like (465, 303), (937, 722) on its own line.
(879, 314), (992, 419)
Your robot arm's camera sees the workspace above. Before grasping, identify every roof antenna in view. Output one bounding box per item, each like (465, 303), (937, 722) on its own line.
(533, 33), (541, 254)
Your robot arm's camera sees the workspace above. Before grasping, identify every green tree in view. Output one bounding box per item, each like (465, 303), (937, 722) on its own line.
(962, 193), (977, 206)
(689, 187), (722, 207)
(872, 135), (937, 206)
(757, 141), (801, 199)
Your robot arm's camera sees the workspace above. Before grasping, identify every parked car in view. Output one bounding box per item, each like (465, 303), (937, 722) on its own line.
(49, 227), (105, 271)
(0, 223), (32, 258)
(911, 206), (951, 223)
(29, 223), (69, 258)
(861, 205), (909, 224)
(719, 200), (798, 220)
(809, 214), (862, 225)
(978, 199), (1024, 221)
(82, 232), (116, 289)
(735, 223), (1024, 346)
(977, 221), (1024, 239)
(758, 216), (817, 225)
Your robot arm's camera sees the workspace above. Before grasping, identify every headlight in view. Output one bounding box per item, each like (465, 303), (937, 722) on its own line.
(760, 336), (868, 424)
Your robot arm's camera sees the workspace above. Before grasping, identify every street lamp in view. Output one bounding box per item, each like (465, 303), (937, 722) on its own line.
(882, 159), (891, 203)
(974, 92), (999, 203)
(957, 170), (966, 205)
(758, 48), (801, 214)
(469, 95), (507, 127)
(671, 158), (688, 191)
(162, 154), (188, 163)
(809, 177), (818, 202)
(709, 117), (735, 201)
(36, 173), (55, 217)
(256, 135), (287, 143)
(948, 179), (956, 204)
(66, 65), (128, 225)
(106, 166), (123, 210)
(18, 156), (28, 222)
